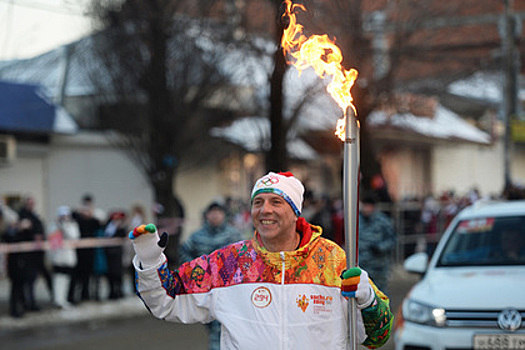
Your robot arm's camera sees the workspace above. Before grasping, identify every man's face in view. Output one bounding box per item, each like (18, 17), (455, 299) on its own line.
(25, 197), (35, 210)
(251, 193), (297, 245)
(206, 208), (226, 227)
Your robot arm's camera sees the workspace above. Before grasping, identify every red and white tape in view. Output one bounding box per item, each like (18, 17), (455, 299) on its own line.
(0, 237), (127, 254)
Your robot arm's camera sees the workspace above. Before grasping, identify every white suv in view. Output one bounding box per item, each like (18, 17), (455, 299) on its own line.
(395, 200), (525, 350)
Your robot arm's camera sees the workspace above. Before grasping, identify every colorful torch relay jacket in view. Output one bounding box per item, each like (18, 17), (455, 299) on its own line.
(134, 218), (393, 350)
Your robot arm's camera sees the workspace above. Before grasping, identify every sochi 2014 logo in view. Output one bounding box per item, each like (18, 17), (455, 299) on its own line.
(296, 294), (334, 314)
(251, 287), (272, 308)
(296, 295), (310, 313)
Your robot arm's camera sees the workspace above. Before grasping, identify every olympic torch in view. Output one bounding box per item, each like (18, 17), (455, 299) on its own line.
(280, 1), (360, 348)
(343, 107), (360, 350)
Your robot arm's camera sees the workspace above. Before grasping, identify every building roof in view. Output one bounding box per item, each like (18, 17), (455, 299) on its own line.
(0, 27), (493, 148)
(368, 104), (491, 145)
(210, 117), (318, 160)
(0, 81), (77, 134)
(0, 42), (98, 98)
(0, 24), (267, 100)
(447, 72), (502, 104)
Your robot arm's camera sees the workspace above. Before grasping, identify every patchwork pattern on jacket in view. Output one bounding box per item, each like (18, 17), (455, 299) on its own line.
(150, 219), (393, 348)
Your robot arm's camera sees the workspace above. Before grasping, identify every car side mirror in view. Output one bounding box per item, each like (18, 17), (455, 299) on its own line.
(404, 252), (429, 275)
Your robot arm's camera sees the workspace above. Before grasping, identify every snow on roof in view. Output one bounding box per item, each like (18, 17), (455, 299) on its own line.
(0, 23), (494, 146)
(54, 107), (79, 134)
(368, 105), (491, 144)
(212, 67), (492, 155)
(449, 71), (525, 107)
(0, 40), (101, 97)
(283, 69), (342, 131)
(447, 71), (503, 104)
(0, 24), (272, 99)
(210, 117), (318, 160)
(211, 117), (269, 152)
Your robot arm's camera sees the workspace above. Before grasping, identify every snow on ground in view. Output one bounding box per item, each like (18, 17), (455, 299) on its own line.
(0, 275), (148, 331)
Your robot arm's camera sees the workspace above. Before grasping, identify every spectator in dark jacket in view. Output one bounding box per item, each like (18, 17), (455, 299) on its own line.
(70, 194), (104, 303)
(178, 202), (243, 350)
(18, 196), (52, 311)
(102, 211), (128, 300)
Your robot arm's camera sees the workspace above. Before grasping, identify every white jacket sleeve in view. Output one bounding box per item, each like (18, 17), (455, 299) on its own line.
(133, 255), (214, 324)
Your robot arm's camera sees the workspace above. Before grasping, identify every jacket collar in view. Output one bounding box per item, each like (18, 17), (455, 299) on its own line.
(252, 217), (323, 269)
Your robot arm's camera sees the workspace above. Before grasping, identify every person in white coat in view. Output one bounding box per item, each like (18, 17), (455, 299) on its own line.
(47, 206), (80, 308)
(129, 172), (393, 349)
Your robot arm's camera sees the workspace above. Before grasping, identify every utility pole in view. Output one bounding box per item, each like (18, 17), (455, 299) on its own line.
(502, 0), (520, 191)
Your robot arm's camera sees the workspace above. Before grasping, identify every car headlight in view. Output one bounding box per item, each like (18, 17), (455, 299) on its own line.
(402, 299), (447, 327)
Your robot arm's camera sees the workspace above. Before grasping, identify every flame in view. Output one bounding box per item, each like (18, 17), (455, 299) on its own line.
(281, 0), (357, 141)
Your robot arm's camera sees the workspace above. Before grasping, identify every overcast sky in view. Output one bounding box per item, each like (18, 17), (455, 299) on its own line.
(0, 0), (92, 60)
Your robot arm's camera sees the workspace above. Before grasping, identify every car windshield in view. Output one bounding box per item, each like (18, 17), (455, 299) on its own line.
(437, 215), (525, 267)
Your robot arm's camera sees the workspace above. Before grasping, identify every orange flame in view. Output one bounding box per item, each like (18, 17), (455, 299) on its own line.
(281, 0), (357, 141)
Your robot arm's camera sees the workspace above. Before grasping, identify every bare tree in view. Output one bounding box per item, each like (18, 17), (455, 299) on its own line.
(233, 0), (333, 172)
(86, 0), (241, 218)
(293, 0), (512, 195)
(85, 0), (518, 208)
(267, 1), (289, 172)
(218, 0), (518, 197)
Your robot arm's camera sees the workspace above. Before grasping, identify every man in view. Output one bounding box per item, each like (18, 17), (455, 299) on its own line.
(130, 172), (393, 349)
(2, 206), (26, 318)
(179, 202), (244, 264)
(102, 211), (128, 300)
(179, 202), (244, 350)
(359, 192), (397, 294)
(18, 196), (52, 310)
(71, 194), (104, 302)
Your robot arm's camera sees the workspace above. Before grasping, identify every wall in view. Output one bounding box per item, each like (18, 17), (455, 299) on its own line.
(379, 145), (432, 201)
(0, 132), (154, 229)
(46, 132), (154, 225)
(375, 138), (525, 201)
(510, 143), (525, 186)
(0, 144), (47, 216)
(432, 141), (503, 197)
(176, 166), (224, 242)
(432, 142), (525, 200)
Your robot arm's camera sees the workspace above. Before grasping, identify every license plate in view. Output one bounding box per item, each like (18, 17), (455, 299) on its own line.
(474, 334), (525, 349)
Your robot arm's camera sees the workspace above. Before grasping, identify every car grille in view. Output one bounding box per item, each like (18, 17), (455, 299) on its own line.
(445, 310), (525, 328)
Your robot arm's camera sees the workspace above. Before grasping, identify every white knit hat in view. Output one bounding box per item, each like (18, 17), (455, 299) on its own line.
(57, 205), (71, 217)
(251, 171), (305, 216)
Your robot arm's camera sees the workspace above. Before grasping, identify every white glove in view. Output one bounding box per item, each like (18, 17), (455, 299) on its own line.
(129, 223), (168, 268)
(341, 267), (376, 309)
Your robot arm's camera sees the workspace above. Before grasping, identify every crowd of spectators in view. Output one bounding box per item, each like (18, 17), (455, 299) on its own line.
(0, 194), (144, 318)
(0, 194), (256, 320)
(1, 184), (524, 320)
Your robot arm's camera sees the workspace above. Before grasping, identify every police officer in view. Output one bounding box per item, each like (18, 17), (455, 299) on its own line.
(358, 192), (397, 293)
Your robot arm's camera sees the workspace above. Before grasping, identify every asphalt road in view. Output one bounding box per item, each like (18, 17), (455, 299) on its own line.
(1, 316), (209, 350)
(0, 265), (420, 350)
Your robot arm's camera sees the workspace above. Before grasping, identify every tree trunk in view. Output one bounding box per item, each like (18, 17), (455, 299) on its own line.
(266, 0), (289, 172)
(146, 14), (185, 219)
(354, 85), (392, 202)
(152, 169), (181, 217)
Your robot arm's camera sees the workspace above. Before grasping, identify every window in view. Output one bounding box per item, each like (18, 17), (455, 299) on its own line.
(438, 216), (525, 267)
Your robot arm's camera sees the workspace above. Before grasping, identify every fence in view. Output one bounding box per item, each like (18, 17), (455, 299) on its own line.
(378, 200), (455, 264)
(0, 199), (458, 276)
